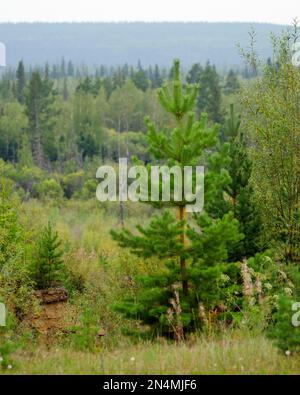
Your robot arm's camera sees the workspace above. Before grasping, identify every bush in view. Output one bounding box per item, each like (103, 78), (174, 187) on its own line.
(33, 178), (64, 201)
(62, 171), (84, 198)
(0, 180), (23, 268)
(268, 296), (300, 354)
(81, 179), (97, 199)
(268, 268), (300, 354)
(30, 222), (65, 289)
(0, 257), (34, 321)
(68, 306), (100, 352)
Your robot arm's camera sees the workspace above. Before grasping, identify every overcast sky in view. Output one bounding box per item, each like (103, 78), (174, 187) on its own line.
(0, 0), (298, 25)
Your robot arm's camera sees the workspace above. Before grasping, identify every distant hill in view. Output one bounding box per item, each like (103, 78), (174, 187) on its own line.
(0, 22), (287, 68)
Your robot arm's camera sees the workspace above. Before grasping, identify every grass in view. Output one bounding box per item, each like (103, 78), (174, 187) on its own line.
(2, 199), (298, 375)
(3, 331), (300, 375)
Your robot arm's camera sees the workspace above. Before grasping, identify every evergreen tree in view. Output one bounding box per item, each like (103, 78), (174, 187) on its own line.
(224, 104), (262, 259)
(25, 70), (58, 166)
(152, 65), (163, 88)
(197, 62), (224, 123)
(31, 222), (64, 289)
(73, 88), (103, 161)
(63, 76), (69, 101)
(67, 60), (75, 77)
(132, 68), (149, 92)
(187, 63), (203, 84)
(16, 60), (26, 104)
(224, 69), (240, 95)
(111, 60), (242, 338)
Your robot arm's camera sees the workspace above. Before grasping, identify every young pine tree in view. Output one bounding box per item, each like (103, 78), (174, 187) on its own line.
(31, 222), (64, 289)
(111, 60), (242, 338)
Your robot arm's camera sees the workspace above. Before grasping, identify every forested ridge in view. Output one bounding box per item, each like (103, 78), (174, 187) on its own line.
(0, 22), (286, 67)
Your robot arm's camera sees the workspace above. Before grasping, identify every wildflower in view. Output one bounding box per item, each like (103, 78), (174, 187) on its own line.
(255, 278), (262, 295)
(278, 270), (287, 280)
(220, 274), (230, 283)
(198, 303), (208, 325)
(0, 356), (3, 362)
(241, 260), (253, 298)
(168, 291), (184, 342)
(285, 350), (291, 357)
(264, 282), (272, 291)
(130, 357), (135, 362)
(7, 365), (12, 369)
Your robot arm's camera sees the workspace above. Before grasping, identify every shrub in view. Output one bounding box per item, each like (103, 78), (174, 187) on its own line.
(81, 179), (98, 199)
(268, 296), (300, 354)
(0, 180), (23, 268)
(33, 178), (64, 201)
(62, 171), (84, 198)
(0, 180), (34, 320)
(30, 222), (65, 289)
(268, 268), (300, 354)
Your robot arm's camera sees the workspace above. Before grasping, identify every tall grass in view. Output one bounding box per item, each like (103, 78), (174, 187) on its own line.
(5, 331), (300, 375)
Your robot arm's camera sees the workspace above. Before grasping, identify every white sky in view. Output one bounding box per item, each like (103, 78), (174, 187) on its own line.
(0, 0), (298, 25)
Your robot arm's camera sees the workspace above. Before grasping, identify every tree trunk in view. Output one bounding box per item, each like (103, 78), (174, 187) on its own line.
(178, 205), (188, 295)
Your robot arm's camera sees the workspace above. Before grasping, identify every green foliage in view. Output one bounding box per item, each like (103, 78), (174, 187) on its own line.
(266, 264), (300, 353)
(112, 60), (242, 338)
(0, 179), (23, 268)
(31, 222), (65, 289)
(25, 69), (59, 166)
(193, 62), (224, 123)
(268, 295), (300, 354)
(132, 67), (149, 92)
(0, 338), (16, 370)
(73, 89), (104, 160)
(62, 171), (84, 198)
(224, 69), (240, 95)
(0, 180), (34, 320)
(224, 104), (263, 259)
(69, 307), (100, 352)
(33, 178), (64, 201)
(242, 29), (300, 263)
(18, 134), (34, 168)
(16, 60), (26, 104)
(0, 101), (28, 162)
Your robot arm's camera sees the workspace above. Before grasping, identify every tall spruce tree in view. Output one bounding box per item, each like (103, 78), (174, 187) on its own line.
(224, 104), (262, 260)
(16, 60), (26, 104)
(25, 70), (58, 166)
(196, 62), (224, 124)
(224, 69), (240, 95)
(111, 60), (242, 338)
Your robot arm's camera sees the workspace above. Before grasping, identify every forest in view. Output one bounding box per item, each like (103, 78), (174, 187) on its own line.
(1, 24), (300, 375)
